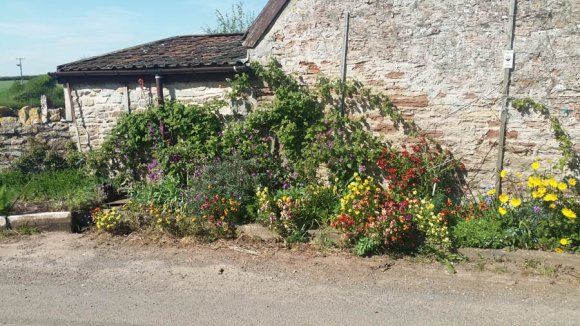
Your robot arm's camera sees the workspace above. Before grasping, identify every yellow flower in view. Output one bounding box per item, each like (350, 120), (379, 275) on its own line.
(510, 198), (522, 208)
(557, 182), (567, 191)
(531, 162), (540, 170)
(500, 170), (507, 178)
(499, 194), (509, 203)
(569, 178), (577, 186)
(527, 176), (541, 188)
(543, 193), (558, 202)
(486, 189), (496, 196)
(548, 178), (558, 189)
(559, 238), (570, 246)
(549, 203), (556, 209)
(562, 208), (576, 220)
(554, 248), (563, 254)
(537, 187), (547, 196)
(498, 207), (507, 216)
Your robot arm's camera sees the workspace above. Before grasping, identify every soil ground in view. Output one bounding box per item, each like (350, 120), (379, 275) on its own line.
(1, 231), (579, 325)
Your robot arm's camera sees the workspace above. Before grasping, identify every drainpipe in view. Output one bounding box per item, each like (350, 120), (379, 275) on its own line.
(155, 75), (164, 107)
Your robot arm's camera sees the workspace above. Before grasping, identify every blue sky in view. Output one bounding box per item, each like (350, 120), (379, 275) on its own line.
(0, 0), (268, 77)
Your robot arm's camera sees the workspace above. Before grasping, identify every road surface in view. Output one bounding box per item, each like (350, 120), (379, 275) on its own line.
(1, 232), (579, 325)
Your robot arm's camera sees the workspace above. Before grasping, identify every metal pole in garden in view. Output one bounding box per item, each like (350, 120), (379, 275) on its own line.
(495, 0), (517, 196)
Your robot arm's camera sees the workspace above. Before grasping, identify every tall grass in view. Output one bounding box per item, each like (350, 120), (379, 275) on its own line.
(0, 169), (104, 212)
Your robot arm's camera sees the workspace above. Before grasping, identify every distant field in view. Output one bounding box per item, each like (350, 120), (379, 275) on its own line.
(0, 80), (13, 92)
(0, 79), (25, 108)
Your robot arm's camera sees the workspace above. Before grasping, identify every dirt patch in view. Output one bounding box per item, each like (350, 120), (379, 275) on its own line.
(69, 230), (580, 291)
(2, 230), (579, 298)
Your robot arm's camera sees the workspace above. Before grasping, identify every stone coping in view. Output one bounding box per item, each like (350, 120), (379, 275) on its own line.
(1, 212), (71, 232)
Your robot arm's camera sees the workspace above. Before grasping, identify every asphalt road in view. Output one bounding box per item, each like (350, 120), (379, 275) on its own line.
(1, 232), (579, 325)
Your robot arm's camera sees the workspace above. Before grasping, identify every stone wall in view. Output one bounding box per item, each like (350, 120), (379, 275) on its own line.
(0, 107), (71, 169)
(68, 80), (232, 151)
(248, 0), (580, 189)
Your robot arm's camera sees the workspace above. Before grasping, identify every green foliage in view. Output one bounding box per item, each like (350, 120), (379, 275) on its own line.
(202, 1), (256, 34)
(130, 175), (182, 209)
(12, 140), (79, 174)
(1, 75), (64, 108)
(20, 169), (104, 211)
(451, 216), (511, 249)
(100, 101), (223, 183)
(0, 141), (103, 212)
(355, 236), (381, 256)
(0, 185), (17, 215)
(192, 157), (263, 205)
(256, 184), (339, 238)
(512, 98), (579, 172)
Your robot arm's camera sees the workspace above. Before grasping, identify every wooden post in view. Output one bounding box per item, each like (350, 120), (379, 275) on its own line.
(339, 12), (350, 116)
(66, 82), (83, 152)
(495, 0), (517, 195)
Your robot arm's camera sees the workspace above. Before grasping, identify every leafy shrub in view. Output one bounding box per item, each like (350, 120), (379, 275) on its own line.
(13, 141), (70, 174)
(451, 216), (511, 249)
(21, 169), (104, 210)
(0, 185), (17, 215)
(100, 101), (224, 182)
(6, 75), (64, 108)
(256, 184), (338, 238)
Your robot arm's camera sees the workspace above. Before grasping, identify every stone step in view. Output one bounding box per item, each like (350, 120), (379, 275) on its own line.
(105, 198), (131, 207)
(2, 212), (72, 232)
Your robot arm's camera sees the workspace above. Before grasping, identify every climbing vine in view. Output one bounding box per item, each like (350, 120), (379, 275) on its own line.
(512, 98), (578, 172)
(227, 59), (422, 186)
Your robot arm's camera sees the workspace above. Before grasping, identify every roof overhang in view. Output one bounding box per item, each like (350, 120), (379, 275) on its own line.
(50, 65), (249, 78)
(243, 0), (290, 48)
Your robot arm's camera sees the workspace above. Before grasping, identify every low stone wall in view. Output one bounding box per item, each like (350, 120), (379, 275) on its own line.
(0, 106), (71, 169)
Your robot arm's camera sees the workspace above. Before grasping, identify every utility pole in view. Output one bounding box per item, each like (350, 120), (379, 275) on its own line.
(16, 58), (24, 83)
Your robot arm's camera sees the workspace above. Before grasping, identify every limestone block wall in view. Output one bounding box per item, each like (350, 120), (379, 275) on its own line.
(0, 107), (71, 169)
(68, 80), (231, 151)
(248, 0), (580, 189)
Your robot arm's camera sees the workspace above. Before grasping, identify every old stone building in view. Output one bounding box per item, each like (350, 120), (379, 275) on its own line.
(42, 0), (579, 189)
(244, 0), (579, 189)
(51, 34), (248, 150)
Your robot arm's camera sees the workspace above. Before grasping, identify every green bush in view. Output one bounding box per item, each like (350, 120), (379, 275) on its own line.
(100, 101), (224, 183)
(256, 184), (339, 239)
(451, 216), (512, 249)
(21, 169), (104, 210)
(2, 75), (64, 108)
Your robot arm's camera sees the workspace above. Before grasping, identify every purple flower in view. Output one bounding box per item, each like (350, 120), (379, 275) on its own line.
(485, 196), (493, 206)
(358, 165), (366, 173)
(533, 206), (541, 215)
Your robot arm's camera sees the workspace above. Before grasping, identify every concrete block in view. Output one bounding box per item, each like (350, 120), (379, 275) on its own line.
(7, 212), (71, 232)
(0, 216), (6, 230)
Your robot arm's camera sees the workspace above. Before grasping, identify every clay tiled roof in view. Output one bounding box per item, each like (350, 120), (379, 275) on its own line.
(56, 34), (247, 73)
